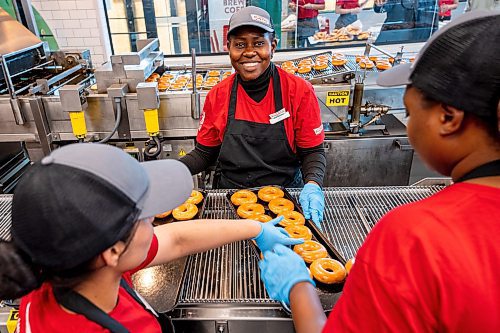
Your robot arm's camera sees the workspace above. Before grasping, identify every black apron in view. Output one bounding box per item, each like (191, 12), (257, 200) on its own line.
(53, 278), (174, 333)
(214, 64), (303, 189)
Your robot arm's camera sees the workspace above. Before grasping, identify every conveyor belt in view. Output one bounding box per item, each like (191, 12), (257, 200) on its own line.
(289, 186), (443, 261)
(178, 191), (275, 304)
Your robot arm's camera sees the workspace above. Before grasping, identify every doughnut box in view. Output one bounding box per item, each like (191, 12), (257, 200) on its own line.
(227, 186), (347, 307)
(153, 189), (207, 225)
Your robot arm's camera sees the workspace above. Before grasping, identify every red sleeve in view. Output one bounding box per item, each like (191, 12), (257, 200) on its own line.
(127, 234), (159, 277)
(336, 0), (345, 5)
(323, 208), (439, 332)
(294, 80), (325, 149)
(196, 82), (229, 147)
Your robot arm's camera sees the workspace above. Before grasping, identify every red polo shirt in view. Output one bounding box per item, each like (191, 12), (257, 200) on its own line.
(336, 0), (360, 10)
(291, 0), (326, 19)
(323, 183), (500, 332)
(197, 67), (324, 152)
(18, 236), (161, 333)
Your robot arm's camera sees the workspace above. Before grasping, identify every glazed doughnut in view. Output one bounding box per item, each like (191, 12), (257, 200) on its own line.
(237, 203), (265, 219)
(355, 55), (368, 63)
(313, 61), (328, 71)
(368, 56), (379, 62)
(331, 57), (347, 66)
(284, 225), (312, 240)
(281, 61), (295, 68)
(284, 67), (298, 75)
(268, 198), (294, 215)
(248, 214), (273, 223)
(258, 186), (284, 202)
(298, 58), (313, 66)
(185, 190), (203, 205)
(345, 257), (355, 274)
(376, 60), (391, 70)
(358, 59), (374, 69)
(294, 240), (328, 264)
(297, 65), (312, 74)
(231, 190), (257, 206)
(208, 70), (220, 77)
(278, 210), (305, 227)
(310, 258), (346, 284)
(155, 210), (172, 219)
(173, 203), (198, 221)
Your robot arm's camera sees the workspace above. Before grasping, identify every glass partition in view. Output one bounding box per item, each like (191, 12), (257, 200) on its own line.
(103, 0), (471, 56)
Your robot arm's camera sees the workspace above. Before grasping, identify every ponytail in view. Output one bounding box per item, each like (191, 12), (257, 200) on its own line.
(0, 241), (42, 299)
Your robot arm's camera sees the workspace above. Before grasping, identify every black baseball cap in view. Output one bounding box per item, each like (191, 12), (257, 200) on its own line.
(11, 143), (193, 271)
(377, 11), (500, 118)
(227, 6), (274, 37)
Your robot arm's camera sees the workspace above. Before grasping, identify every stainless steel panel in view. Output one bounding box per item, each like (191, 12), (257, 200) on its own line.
(0, 9), (42, 57)
(324, 136), (414, 187)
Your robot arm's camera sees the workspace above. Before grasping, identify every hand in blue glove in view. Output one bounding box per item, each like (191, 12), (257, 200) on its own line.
(253, 216), (304, 253)
(299, 182), (325, 227)
(259, 244), (315, 305)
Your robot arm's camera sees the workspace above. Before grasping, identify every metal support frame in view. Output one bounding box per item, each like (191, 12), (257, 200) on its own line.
(125, 0), (138, 52)
(142, 0), (158, 39)
(29, 97), (52, 155)
(13, 0), (39, 37)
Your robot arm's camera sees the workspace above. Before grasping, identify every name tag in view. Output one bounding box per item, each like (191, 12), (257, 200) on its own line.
(269, 108), (290, 124)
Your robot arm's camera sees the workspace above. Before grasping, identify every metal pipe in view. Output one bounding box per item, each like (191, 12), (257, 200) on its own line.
(191, 48), (200, 119)
(351, 83), (364, 132)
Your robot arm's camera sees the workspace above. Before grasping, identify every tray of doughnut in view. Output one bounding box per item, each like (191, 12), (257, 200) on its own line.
(311, 27), (371, 44)
(346, 54), (416, 72)
(153, 189), (207, 225)
(227, 186), (349, 306)
(279, 51), (352, 81)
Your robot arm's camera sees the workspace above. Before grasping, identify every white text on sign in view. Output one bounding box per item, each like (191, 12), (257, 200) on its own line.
(326, 90), (350, 107)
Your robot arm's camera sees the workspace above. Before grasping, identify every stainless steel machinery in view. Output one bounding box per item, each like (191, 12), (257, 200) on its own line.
(0, 6), (417, 186)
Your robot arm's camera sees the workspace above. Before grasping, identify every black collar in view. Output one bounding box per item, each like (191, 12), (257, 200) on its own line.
(455, 159), (500, 183)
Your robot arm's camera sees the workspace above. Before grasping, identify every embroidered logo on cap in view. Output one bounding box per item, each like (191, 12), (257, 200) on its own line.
(313, 124), (324, 135)
(251, 14), (270, 26)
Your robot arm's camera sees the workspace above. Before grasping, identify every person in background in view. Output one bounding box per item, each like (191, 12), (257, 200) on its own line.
(289, 0), (326, 47)
(373, 0), (439, 43)
(335, 0), (369, 28)
(0, 143), (301, 332)
(259, 11), (500, 333)
(438, 0), (459, 25)
(181, 6), (326, 225)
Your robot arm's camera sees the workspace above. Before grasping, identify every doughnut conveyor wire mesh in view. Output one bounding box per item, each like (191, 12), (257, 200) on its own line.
(178, 190), (276, 304)
(289, 186), (444, 260)
(0, 194), (12, 241)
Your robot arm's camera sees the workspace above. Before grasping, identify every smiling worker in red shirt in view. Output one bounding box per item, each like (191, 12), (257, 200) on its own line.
(181, 6), (327, 225)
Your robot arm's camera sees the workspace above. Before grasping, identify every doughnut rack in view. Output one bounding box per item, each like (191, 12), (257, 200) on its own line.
(289, 186), (444, 260)
(177, 191), (273, 304)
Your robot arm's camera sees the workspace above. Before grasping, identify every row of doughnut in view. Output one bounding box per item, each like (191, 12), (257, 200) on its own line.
(155, 190), (204, 221)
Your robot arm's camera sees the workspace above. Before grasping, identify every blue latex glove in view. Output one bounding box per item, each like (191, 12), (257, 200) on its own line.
(299, 182), (325, 227)
(253, 216), (304, 253)
(259, 244), (315, 305)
